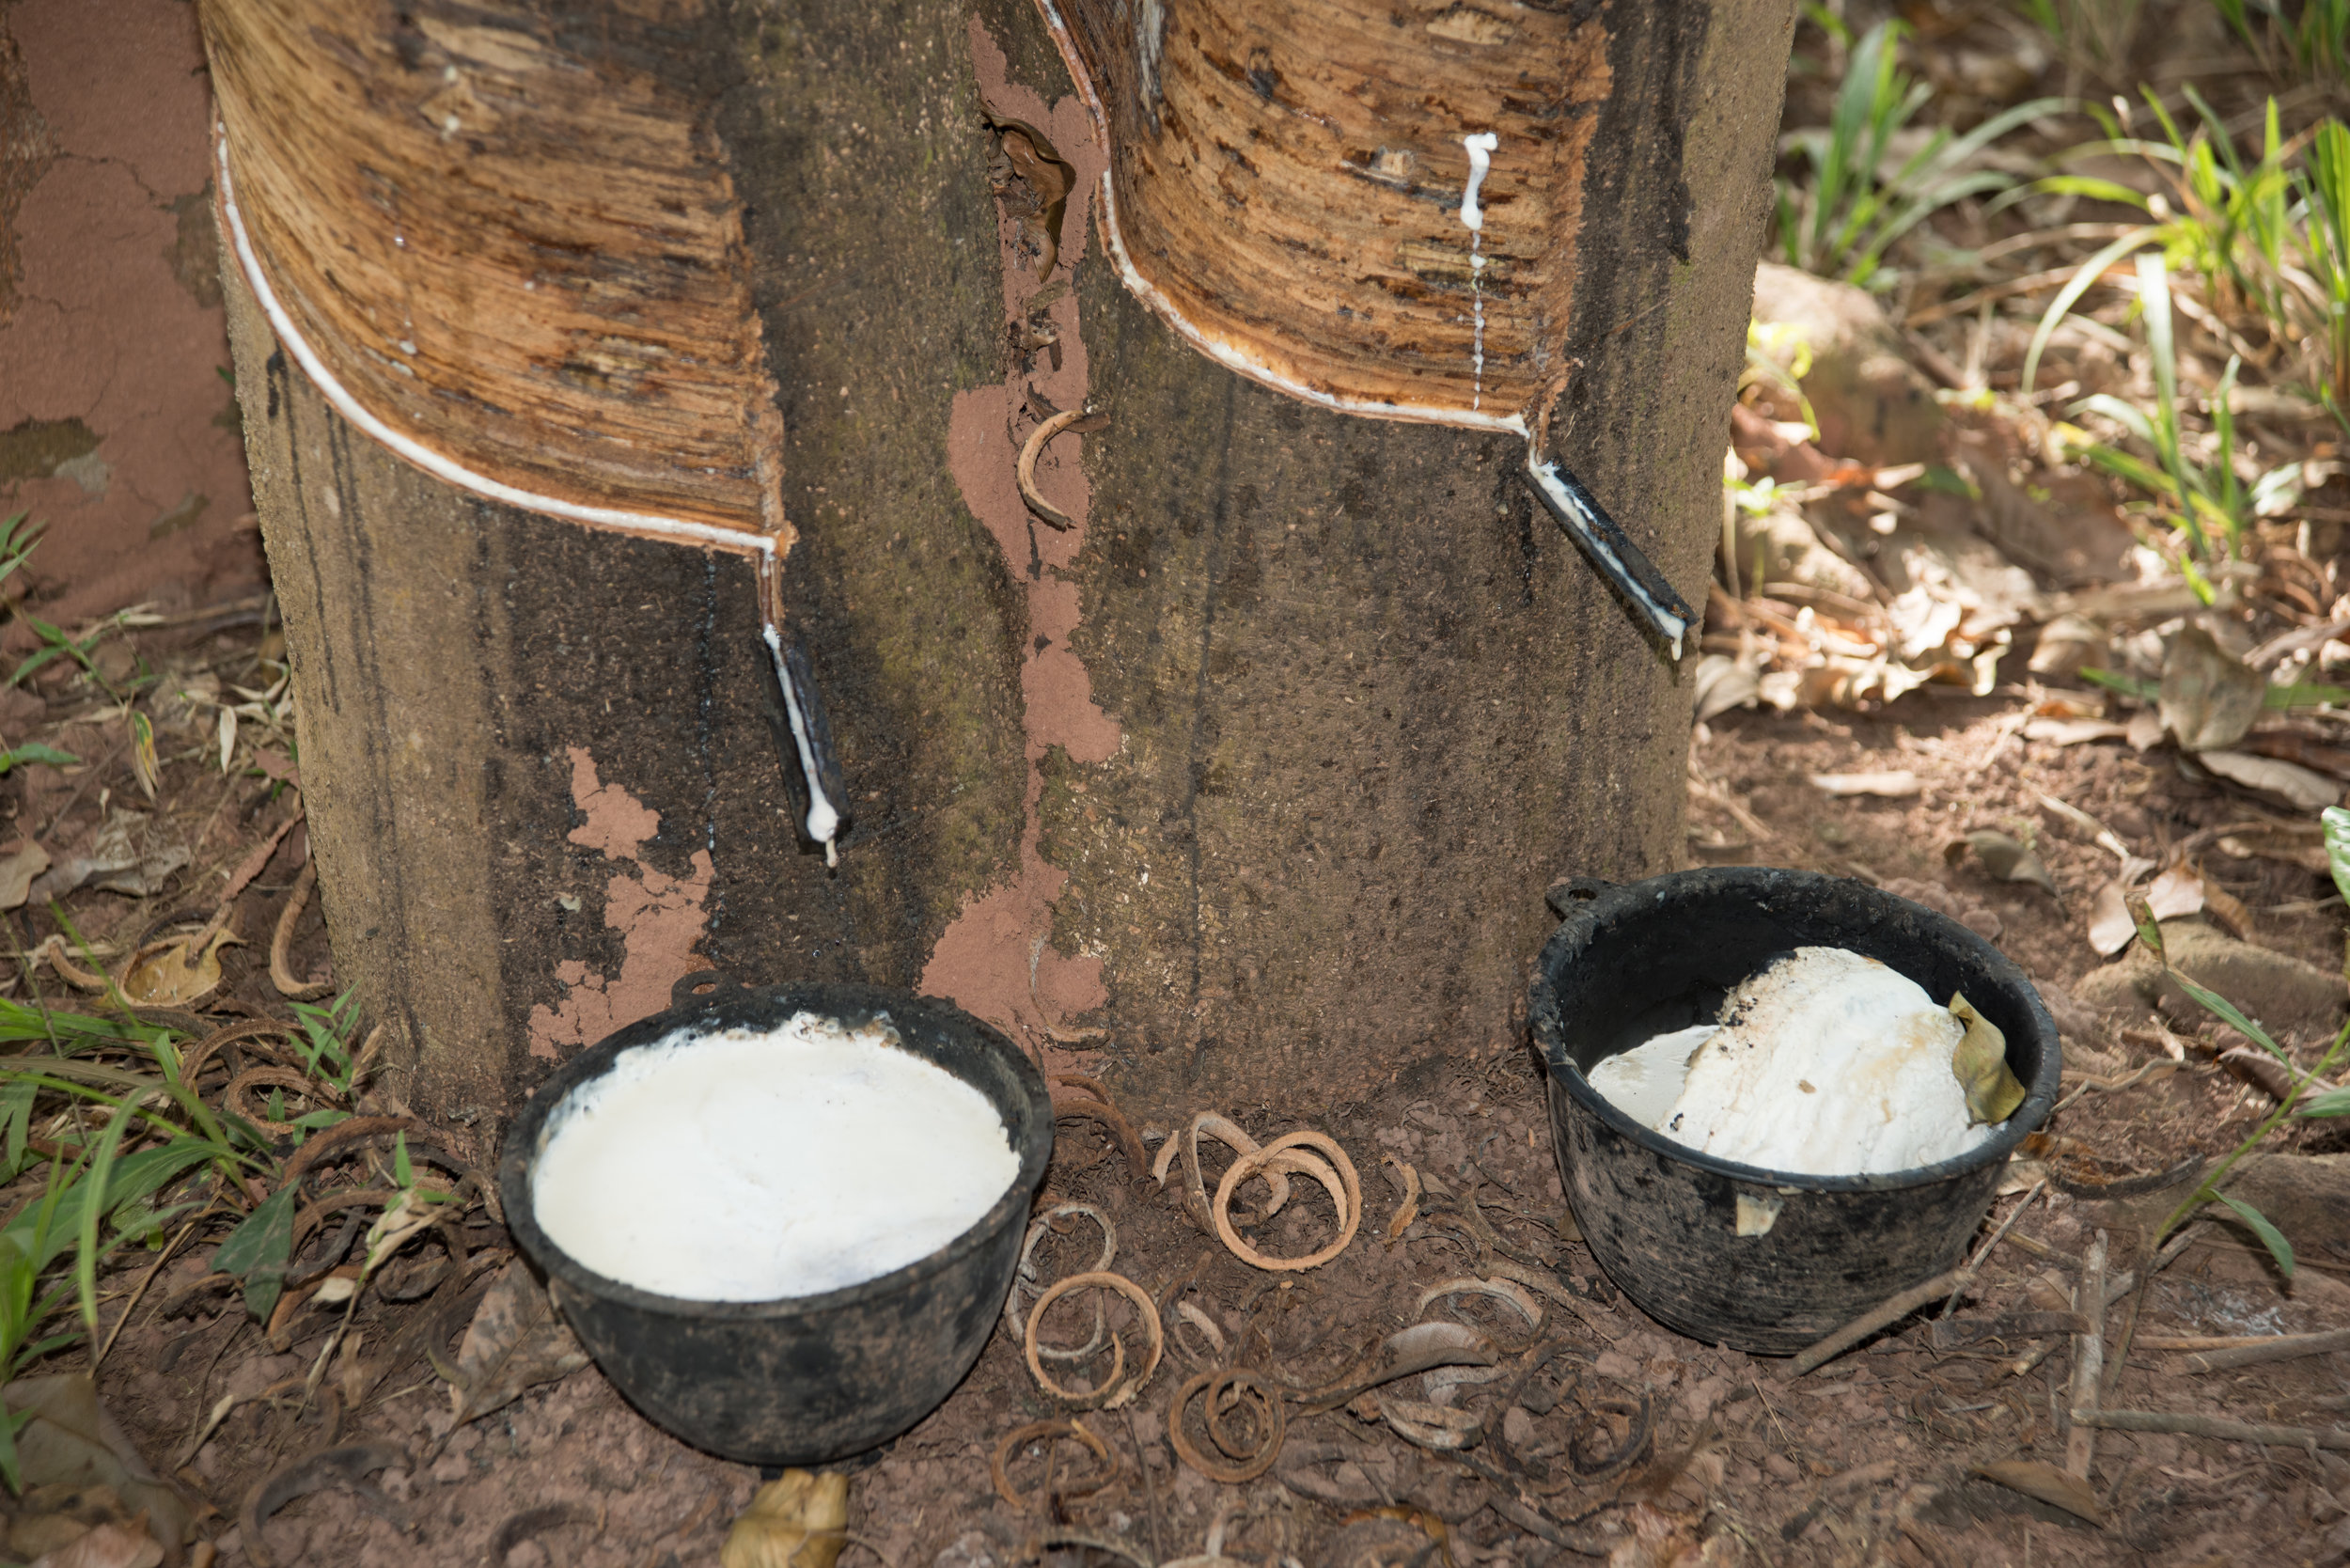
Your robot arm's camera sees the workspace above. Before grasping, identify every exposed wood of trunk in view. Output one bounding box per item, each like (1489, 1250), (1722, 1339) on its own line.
(1043, 0), (1607, 428)
(201, 0), (786, 543)
(212, 0), (1794, 1126)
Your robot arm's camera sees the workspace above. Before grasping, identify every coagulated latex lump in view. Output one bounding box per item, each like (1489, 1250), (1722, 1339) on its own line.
(1586, 948), (2000, 1177)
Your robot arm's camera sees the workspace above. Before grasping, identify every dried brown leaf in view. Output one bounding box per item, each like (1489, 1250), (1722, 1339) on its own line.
(2086, 881), (2137, 957)
(2218, 1045), (2295, 1101)
(0, 839), (48, 910)
(35, 1520), (164, 1568)
(2160, 627), (2264, 752)
(1971, 1456), (2105, 1525)
(3, 1375), (191, 1555)
(120, 929), (240, 1009)
(1810, 770), (1922, 798)
(2216, 827), (2329, 872)
(2022, 716), (2128, 746)
(2199, 750), (2342, 812)
(2145, 861), (2204, 920)
(722, 1470), (848, 1568)
(1947, 829), (2057, 893)
(442, 1261), (589, 1426)
(1692, 655), (1760, 722)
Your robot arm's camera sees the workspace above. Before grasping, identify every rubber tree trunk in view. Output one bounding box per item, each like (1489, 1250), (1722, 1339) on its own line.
(209, 0), (1794, 1128)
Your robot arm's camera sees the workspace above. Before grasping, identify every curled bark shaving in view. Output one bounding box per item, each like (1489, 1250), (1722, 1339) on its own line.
(1168, 1369), (1286, 1483)
(1025, 1270), (1164, 1411)
(991, 1418), (1119, 1511)
(1213, 1131), (1361, 1272)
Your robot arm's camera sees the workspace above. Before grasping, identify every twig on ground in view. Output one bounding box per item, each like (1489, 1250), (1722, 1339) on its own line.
(97, 1215), (202, 1366)
(2065, 1229), (2109, 1481)
(2073, 1409), (2350, 1451)
(1942, 1180), (2044, 1319)
(1791, 1267), (1971, 1376)
(2181, 1326), (2350, 1373)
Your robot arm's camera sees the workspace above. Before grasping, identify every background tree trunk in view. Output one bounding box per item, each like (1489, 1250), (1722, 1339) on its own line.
(212, 0), (1794, 1130)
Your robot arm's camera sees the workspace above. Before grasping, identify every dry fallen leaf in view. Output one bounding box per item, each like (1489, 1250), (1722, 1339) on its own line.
(1950, 993), (2027, 1124)
(2086, 881), (2137, 957)
(2199, 750), (2342, 812)
(120, 929), (241, 1008)
(723, 1469), (848, 1568)
(1692, 655), (1761, 722)
(2216, 825), (2329, 872)
(0, 839), (49, 910)
(31, 1520), (164, 1568)
(1810, 770), (1922, 798)
(2022, 716), (2128, 746)
(2160, 626), (2264, 753)
(126, 713), (159, 804)
(364, 1187), (446, 1276)
(1947, 829), (2058, 894)
(440, 1260), (589, 1425)
(2202, 878), (2255, 939)
(2218, 1045), (2295, 1101)
(2145, 861), (2204, 921)
(1971, 1456), (2105, 1525)
(3, 1375), (192, 1555)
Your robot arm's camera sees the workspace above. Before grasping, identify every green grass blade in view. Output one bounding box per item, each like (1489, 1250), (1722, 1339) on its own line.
(2215, 1193), (2295, 1279)
(2168, 967), (2288, 1061)
(2264, 681), (2350, 707)
(212, 1184), (297, 1322)
(2326, 805), (2350, 907)
(2024, 228), (2154, 393)
(73, 1097), (136, 1333)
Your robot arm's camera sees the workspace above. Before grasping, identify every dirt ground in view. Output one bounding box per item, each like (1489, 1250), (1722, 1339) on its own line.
(8, 622), (2350, 1567)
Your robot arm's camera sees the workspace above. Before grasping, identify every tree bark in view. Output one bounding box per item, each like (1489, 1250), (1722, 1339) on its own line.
(212, 0), (1794, 1126)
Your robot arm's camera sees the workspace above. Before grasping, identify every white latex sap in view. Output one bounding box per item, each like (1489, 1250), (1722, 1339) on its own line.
(532, 1012), (1019, 1301)
(1585, 948), (2000, 1177)
(1586, 1024), (1716, 1130)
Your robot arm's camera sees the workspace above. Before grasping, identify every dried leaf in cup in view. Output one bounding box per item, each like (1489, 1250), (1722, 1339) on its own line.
(1950, 993), (2026, 1124)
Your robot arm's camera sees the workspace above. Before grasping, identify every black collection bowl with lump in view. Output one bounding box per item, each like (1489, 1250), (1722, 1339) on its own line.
(1528, 867), (2062, 1356)
(499, 971), (1055, 1466)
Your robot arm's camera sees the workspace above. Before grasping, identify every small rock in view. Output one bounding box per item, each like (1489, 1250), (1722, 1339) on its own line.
(1763, 1452), (1800, 1482)
(1593, 1350), (1639, 1382)
(1502, 1406), (1536, 1449)
(935, 1532), (1001, 1568)
(428, 1452), (470, 1486)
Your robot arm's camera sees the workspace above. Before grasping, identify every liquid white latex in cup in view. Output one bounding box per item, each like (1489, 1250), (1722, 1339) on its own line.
(532, 1012), (1019, 1301)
